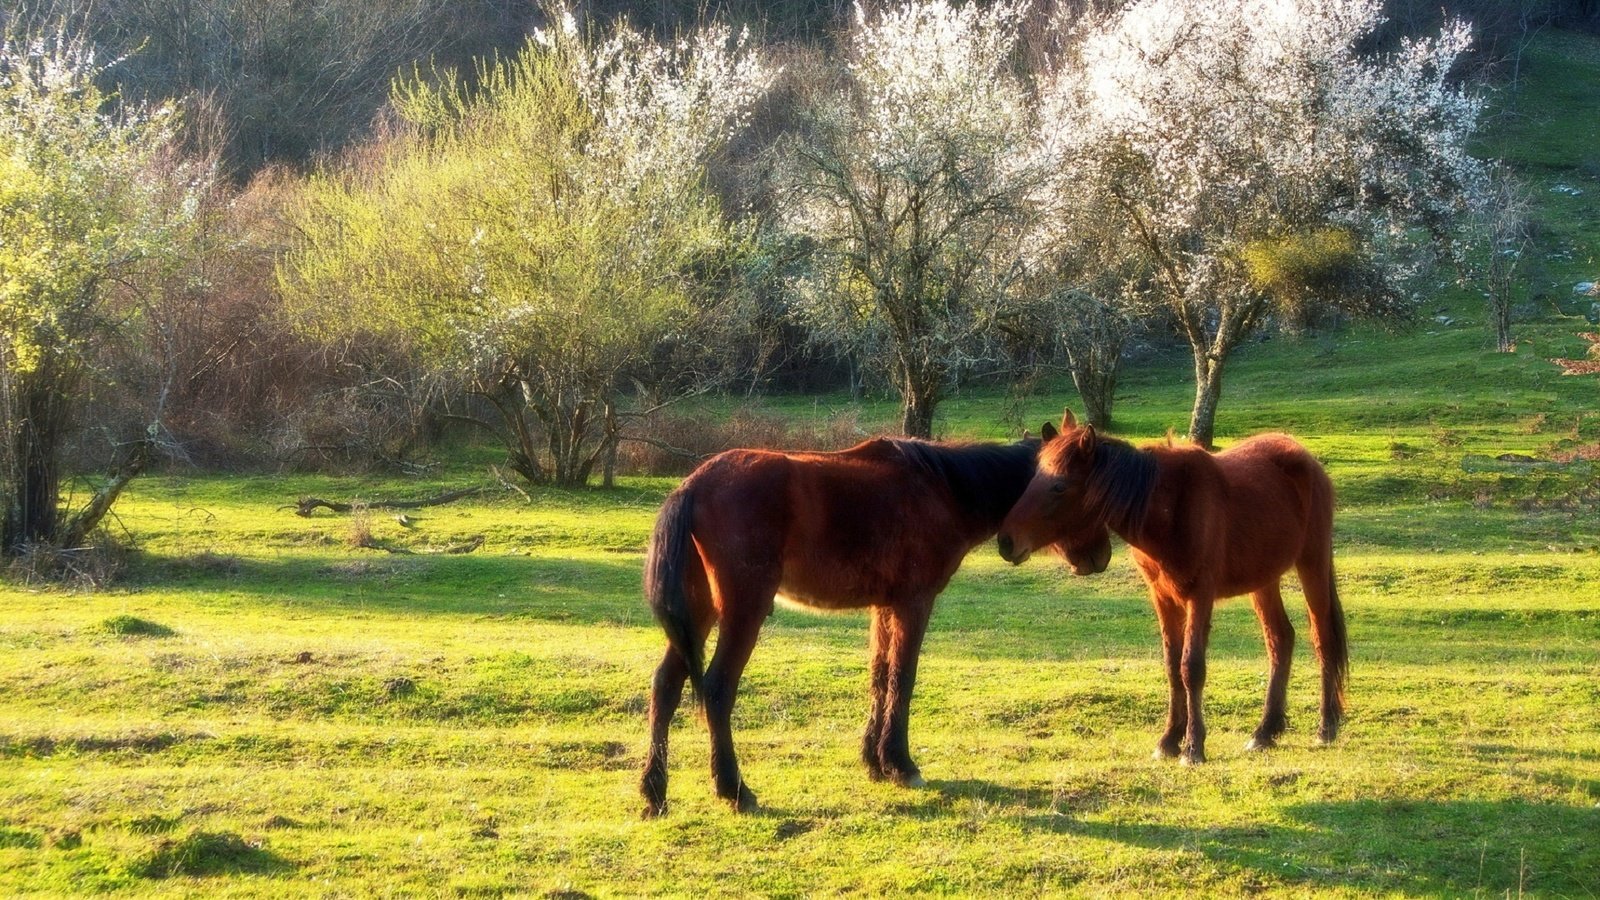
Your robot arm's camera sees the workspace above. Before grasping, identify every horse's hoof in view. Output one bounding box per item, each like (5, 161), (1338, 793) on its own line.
(1317, 725), (1340, 746)
(1152, 744), (1181, 760)
(731, 783), (759, 814)
(640, 801), (667, 819)
(1244, 736), (1275, 752)
(1180, 750), (1206, 766)
(894, 771), (926, 789)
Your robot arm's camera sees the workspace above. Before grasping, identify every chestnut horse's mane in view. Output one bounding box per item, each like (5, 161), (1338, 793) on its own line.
(889, 437), (1040, 526)
(1085, 434), (1161, 535)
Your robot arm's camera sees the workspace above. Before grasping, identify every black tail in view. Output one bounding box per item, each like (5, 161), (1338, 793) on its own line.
(645, 487), (705, 700)
(1325, 564), (1349, 715)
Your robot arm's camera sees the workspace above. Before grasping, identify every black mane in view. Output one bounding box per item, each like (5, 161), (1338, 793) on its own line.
(1087, 435), (1159, 534)
(889, 437), (1040, 526)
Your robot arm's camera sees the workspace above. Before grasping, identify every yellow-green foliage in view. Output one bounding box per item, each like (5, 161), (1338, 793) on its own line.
(1239, 227), (1361, 300)
(0, 32), (180, 376)
(279, 42), (730, 373)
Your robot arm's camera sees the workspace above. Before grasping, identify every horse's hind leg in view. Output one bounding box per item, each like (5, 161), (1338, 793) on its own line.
(861, 607), (892, 780)
(876, 599), (933, 787)
(1297, 544), (1348, 745)
(1246, 582), (1294, 751)
(640, 555), (712, 818)
(1151, 591), (1187, 759)
(704, 600), (768, 812)
(640, 648), (688, 817)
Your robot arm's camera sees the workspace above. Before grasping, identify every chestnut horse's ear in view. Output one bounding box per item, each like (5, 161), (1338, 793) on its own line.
(1041, 421), (1058, 441)
(1061, 408), (1077, 429)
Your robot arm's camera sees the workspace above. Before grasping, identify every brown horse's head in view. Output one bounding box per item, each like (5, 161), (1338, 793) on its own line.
(997, 409), (1114, 575)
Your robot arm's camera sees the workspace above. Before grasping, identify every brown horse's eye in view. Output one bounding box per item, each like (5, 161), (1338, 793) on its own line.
(1050, 479), (1067, 494)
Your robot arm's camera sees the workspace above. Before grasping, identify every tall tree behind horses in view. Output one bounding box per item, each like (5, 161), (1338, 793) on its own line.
(640, 435), (1097, 816)
(997, 411), (1347, 764)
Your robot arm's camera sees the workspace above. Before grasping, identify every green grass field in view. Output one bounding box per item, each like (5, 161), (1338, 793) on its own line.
(5, 31), (1600, 900)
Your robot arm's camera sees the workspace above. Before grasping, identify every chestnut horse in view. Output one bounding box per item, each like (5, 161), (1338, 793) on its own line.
(641, 435), (1080, 816)
(997, 412), (1347, 764)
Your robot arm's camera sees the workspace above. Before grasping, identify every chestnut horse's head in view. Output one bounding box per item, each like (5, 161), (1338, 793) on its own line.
(997, 409), (1114, 576)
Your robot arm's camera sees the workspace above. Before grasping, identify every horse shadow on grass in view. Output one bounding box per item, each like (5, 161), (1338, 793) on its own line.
(917, 779), (1599, 896)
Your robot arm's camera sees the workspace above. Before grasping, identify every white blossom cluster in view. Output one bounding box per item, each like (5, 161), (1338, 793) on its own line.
(846, 0), (1031, 176)
(540, 5), (775, 197)
(1038, 0), (1484, 255)
(781, 0), (1040, 370)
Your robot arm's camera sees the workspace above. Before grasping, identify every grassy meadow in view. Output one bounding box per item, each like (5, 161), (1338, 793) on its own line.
(5, 32), (1600, 900)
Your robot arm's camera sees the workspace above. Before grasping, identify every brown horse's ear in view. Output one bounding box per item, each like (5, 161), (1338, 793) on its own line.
(1077, 424), (1098, 451)
(1041, 422), (1058, 441)
(1061, 408), (1077, 429)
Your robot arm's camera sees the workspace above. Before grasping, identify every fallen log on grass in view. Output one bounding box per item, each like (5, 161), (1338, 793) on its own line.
(289, 486), (484, 518)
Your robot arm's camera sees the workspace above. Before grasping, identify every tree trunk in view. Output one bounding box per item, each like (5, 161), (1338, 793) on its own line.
(601, 401), (619, 489)
(62, 438), (151, 548)
(481, 385), (545, 485)
(4, 374), (70, 552)
(1493, 304), (1514, 353)
(900, 381), (937, 439)
(1064, 342), (1120, 431)
(1188, 350), (1225, 451)
(1075, 369), (1116, 431)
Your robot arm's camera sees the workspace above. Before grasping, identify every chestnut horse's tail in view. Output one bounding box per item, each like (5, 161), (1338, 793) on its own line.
(1322, 562), (1349, 711)
(1303, 465), (1349, 733)
(645, 486), (705, 701)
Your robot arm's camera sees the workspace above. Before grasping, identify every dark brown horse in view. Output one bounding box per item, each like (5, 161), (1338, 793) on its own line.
(997, 411), (1347, 764)
(641, 435), (1078, 816)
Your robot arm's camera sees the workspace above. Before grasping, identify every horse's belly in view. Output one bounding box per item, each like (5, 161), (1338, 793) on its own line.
(774, 589), (863, 614)
(775, 560), (930, 611)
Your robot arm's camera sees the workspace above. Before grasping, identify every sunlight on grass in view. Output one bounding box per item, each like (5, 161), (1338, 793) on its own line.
(5, 30), (1600, 895)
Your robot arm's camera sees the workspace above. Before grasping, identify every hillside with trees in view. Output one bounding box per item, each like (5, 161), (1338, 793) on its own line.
(3, 0), (1598, 559)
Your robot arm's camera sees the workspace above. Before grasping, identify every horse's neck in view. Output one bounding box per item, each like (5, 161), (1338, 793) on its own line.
(1098, 442), (1166, 547)
(920, 442), (1037, 535)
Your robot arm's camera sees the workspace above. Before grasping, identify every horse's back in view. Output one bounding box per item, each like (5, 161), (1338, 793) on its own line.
(1195, 434), (1332, 594)
(1216, 433), (1327, 489)
(679, 440), (976, 609)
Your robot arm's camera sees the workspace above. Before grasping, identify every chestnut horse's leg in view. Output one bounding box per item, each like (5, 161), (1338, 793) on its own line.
(876, 599), (933, 787)
(640, 551), (713, 818)
(1297, 549), (1347, 745)
(704, 603), (768, 812)
(1246, 582), (1294, 751)
(861, 607), (893, 780)
(640, 647), (689, 817)
(1151, 591), (1188, 759)
(1180, 597), (1215, 765)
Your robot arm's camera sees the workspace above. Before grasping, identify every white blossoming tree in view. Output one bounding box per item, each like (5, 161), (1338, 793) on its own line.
(1038, 0), (1485, 447)
(1, 26), (205, 555)
(778, 0), (1041, 438)
(281, 7), (773, 486)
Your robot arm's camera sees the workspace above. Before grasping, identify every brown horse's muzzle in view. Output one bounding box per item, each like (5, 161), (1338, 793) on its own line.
(997, 532), (1030, 565)
(1065, 533), (1113, 576)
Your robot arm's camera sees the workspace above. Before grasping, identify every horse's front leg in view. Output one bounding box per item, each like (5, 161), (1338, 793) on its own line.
(861, 607), (893, 780)
(1152, 591), (1187, 759)
(1180, 596), (1215, 765)
(877, 598), (933, 787)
